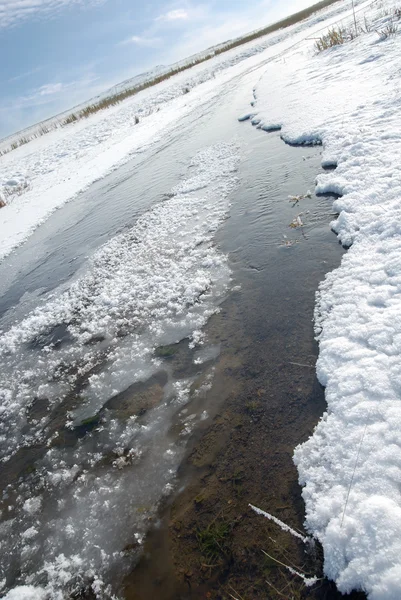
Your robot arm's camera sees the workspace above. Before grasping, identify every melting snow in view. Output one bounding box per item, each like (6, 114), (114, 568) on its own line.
(2, 0), (400, 597)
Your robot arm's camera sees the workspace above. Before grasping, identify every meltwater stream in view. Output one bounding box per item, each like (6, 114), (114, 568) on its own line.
(0, 66), (342, 600)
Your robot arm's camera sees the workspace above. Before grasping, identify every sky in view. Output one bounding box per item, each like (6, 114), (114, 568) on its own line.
(0, 0), (319, 139)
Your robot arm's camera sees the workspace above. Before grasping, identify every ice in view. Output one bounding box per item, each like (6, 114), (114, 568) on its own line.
(0, 140), (239, 459)
(0, 142), (240, 598)
(237, 112), (256, 122)
(245, 0), (401, 597)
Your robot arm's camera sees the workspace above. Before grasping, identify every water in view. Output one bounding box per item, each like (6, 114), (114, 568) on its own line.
(0, 66), (343, 600)
(123, 124), (346, 600)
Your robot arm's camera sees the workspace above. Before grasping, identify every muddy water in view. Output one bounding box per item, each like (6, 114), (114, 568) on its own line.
(0, 65), (361, 600)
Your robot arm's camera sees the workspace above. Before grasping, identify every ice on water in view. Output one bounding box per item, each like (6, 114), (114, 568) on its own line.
(0, 142), (239, 599)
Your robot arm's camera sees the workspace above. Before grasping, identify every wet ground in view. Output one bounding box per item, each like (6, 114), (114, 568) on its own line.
(0, 61), (365, 598)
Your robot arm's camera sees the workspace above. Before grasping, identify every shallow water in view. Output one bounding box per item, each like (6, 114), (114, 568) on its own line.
(0, 65), (344, 600)
(123, 116), (346, 600)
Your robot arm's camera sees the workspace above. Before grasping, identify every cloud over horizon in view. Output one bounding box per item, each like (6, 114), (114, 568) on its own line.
(121, 34), (162, 47)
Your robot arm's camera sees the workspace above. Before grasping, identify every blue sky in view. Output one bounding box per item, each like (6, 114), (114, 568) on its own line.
(0, 0), (318, 138)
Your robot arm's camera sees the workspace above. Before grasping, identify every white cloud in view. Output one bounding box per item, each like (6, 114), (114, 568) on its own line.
(7, 65), (44, 83)
(121, 34), (161, 47)
(0, 70), (109, 136)
(37, 82), (64, 96)
(18, 82), (67, 106)
(120, 5), (201, 49)
(3, 76), (99, 110)
(156, 8), (189, 22)
(0, 0), (105, 29)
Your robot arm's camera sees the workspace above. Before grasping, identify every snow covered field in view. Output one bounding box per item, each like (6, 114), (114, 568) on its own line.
(246, 1), (401, 597)
(2, 0), (401, 598)
(0, 0), (368, 263)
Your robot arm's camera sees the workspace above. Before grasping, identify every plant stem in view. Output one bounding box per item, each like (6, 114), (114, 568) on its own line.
(352, 0), (358, 37)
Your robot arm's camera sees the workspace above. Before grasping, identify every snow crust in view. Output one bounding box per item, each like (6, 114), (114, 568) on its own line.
(247, 1), (401, 597)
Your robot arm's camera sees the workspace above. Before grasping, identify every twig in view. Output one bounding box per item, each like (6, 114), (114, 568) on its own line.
(250, 504), (310, 544)
(352, 0), (358, 37)
(228, 585), (246, 600)
(289, 361), (314, 368)
(263, 549), (302, 571)
(265, 578), (288, 598)
(262, 551), (320, 586)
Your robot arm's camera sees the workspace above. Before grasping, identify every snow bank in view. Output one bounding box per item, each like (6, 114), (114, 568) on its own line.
(246, 1), (401, 597)
(0, 0), (366, 262)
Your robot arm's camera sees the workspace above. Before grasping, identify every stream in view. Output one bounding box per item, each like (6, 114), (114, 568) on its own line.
(0, 65), (344, 600)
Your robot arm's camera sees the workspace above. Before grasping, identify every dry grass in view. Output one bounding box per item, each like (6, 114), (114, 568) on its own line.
(376, 20), (398, 38)
(315, 2), (401, 53)
(315, 25), (357, 51)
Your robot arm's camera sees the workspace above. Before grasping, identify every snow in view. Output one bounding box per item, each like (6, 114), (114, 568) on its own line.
(0, 0), (368, 263)
(22, 497), (42, 515)
(2, 587), (48, 600)
(245, 1), (401, 597)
